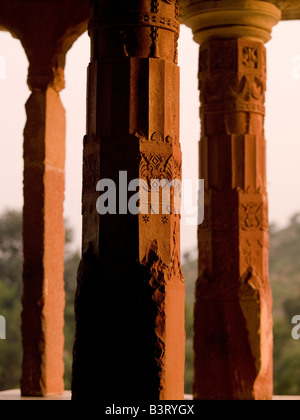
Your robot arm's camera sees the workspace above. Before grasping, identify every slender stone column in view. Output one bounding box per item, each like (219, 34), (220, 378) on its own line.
(0, 0), (89, 397)
(181, 0), (281, 400)
(21, 66), (66, 396)
(72, 0), (185, 400)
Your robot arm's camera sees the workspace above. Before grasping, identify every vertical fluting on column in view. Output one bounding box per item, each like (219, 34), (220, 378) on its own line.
(180, 0), (281, 400)
(72, 0), (185, 400)
(196, 38), (272, 400)
(21, 68), (66, 396)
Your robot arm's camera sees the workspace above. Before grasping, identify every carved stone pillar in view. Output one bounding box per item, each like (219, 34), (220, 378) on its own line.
(72, 0), (185, 400)
(21, 65), (66, 396)
(181, 0), (281, 400)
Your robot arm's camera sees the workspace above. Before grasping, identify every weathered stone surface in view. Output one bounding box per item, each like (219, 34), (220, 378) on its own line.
(72, 0), (185, 400)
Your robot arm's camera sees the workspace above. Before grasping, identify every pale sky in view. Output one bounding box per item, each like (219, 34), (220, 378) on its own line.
(0, 21), (300, 254)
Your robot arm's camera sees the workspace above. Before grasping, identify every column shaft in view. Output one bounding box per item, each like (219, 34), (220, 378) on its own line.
(195, 38), (272, 400)
(22, 83), (65, 396)
(72, 0), (185, 400)
(181, 0), (281, 400)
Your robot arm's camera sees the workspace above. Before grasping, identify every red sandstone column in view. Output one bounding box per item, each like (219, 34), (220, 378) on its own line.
(72, 0), (185, 400)
(181, 0), (281, 400)
(0, 0), (89, 398)
(21, 67), (66, 396)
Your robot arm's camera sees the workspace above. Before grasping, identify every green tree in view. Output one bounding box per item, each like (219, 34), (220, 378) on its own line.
(269, 214), (300, 395)
(0, 210), (80, 391)
(0, 211), (23, 390)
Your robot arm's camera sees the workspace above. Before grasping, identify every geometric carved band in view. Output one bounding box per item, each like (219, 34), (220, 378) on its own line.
(201, 101), (265, 115)
(91, 12), (180, 34)
(199, 39), (266, 116)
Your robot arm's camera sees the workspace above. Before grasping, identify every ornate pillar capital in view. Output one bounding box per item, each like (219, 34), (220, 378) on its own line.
(27, 60), (66, 93)
(180, 0), (281, 44)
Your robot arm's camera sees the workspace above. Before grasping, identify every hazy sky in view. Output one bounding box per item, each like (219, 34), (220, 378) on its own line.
(0, 21), (300, 253)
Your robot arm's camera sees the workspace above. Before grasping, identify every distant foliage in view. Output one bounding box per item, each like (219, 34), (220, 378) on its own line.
(270, 214), (300, 395)
(0, 211), (23, 390)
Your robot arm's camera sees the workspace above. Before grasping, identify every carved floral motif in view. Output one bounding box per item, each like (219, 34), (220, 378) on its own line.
(140, 153), (182, 188)
(151, 131), (164, 142)
(199, 39), (266, 115)
(239, 202), (263, 230)
(242, 47), (258, 69)
(151, 0), (159, 13)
